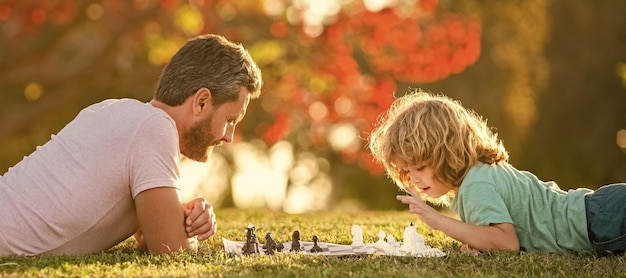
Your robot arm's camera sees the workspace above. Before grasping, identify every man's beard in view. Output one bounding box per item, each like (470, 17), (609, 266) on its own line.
(181, 115), (220, 162)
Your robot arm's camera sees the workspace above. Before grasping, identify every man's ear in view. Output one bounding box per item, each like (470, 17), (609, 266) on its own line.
(192, 88), (212, 115)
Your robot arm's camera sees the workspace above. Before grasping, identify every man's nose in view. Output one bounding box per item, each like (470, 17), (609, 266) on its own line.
(222, 126), (235, 144)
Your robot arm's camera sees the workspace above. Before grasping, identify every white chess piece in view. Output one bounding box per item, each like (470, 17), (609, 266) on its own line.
(400, 224), (414, 254)
(373, 230), (388, 250)
(414, 232), (426, 255)
(383, 236), (401, 256)
(351, 224), (364, 247)
(386, 234), (397, 247)
(400, 223), (427, 256)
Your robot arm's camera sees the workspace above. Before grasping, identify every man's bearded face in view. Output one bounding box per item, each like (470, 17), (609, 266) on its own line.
(181, 114), (220, 162)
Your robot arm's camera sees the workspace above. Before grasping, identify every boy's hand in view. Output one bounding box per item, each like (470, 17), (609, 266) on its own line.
(460, 244), (481, 256)
(183, 198), (217, 241)
(396, 186), (442, 230)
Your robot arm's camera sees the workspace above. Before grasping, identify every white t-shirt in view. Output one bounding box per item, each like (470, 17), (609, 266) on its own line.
(0, 99), (180, 256)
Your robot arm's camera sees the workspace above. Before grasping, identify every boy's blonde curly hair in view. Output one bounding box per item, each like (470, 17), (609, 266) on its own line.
(368, 90), (508, 201)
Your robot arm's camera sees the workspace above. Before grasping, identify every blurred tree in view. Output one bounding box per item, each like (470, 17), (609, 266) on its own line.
(413, 0), (626, 189)
(523, 0), (626, 188)
(0, 0), (481, 210)
(1, 0), (623, 210)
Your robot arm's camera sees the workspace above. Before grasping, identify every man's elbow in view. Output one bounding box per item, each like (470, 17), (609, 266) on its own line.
(147, 237), (198, 254)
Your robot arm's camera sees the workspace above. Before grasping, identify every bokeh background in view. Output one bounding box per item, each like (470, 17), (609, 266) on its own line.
(1, 0), (625, 213)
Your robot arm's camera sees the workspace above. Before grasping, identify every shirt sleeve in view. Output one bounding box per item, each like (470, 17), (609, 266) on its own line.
(456, 182), (513, 226)
(127, 113), (180, 198)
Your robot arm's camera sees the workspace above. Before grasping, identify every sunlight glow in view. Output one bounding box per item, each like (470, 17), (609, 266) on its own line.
(147, 36), (183, 65)
(269, 141), (295, 173)
(174, 4), (204, 36)
(617, 129), (626, 153)
(177, 156), (230, 206)
(24, 82), (43, 102)
(617, 62), (626, 88)
(85, 3), (104, 20)
(291, 0), (341, 37)
(308, 101), (328, 121)
(334, 97), (355, 117)
(283, 177), (332, 213)
(328, 123), (360, 152)
(363, 0), (394, 12)
(231, 142), (290, 211)
(178, 141), (332, 213)
(263, 0), (285, 17)
(289, 153), (318, 184)
(284, 152), (332, 213)
(248, 40), (284, 66)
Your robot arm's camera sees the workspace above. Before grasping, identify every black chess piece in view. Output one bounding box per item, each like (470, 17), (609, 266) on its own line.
(262, 232), (271, 249)
(290, 230), (303, 252)
(310, 235), (323, 253)
(264, 232), (278, 255)
(276, 242), (285, 252)
(242, 225), (260, 255)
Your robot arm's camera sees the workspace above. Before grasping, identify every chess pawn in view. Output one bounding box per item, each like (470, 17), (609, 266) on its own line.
(350, 225), (364, 247)
(381, 234), (401, 255)
(373, 230), (388, 250)
(310, 235), (323, 253)
(262, 232), (272, 249)
(290, 230), (303, 252)
(264, 232), (278, 255)
(276, 242), (285, 252)
(384, 241), (401, 256)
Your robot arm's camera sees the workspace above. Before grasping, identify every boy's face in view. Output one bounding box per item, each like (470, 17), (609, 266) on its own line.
(404, 165), (450, 198)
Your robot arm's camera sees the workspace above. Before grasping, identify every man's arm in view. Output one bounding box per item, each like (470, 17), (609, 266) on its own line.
(134, 187), (197, 253)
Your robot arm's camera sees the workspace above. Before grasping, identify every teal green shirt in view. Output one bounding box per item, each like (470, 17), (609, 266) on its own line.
(450, 162), (593, 253)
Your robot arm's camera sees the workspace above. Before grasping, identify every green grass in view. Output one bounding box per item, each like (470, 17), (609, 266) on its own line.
(1, 209), (625, 277)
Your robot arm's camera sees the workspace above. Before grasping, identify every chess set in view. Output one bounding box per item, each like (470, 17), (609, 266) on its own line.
(222, 223), (446, 257)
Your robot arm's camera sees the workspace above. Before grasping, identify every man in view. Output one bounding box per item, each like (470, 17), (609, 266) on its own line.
(0, 34), (263, 255)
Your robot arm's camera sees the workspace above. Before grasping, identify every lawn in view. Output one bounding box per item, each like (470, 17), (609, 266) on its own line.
(1, 209), (624, 277)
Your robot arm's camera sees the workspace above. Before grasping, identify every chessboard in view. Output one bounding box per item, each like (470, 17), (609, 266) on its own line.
(222, 238), (446, 257)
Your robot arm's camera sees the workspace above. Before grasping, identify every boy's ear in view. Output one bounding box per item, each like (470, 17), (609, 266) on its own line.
(192, 88), (212, 115)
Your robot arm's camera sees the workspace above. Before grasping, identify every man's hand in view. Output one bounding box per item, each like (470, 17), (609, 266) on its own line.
(183, 198), (217, 241)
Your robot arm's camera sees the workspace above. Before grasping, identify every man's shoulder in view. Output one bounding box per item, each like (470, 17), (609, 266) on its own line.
(90, 98), (153, 112)
(85, 98), (171, 122)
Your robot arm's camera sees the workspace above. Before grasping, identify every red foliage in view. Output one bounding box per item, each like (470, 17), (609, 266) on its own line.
(255, 1), (481, 174)
(259, 113), (291, 146)
(0, 0), (481, 175)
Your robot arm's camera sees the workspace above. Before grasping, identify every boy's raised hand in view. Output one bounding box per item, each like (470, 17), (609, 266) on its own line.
(183, 198), (217, 241)
(396, 186), (443, 230)
(397, 186), (520, 251)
